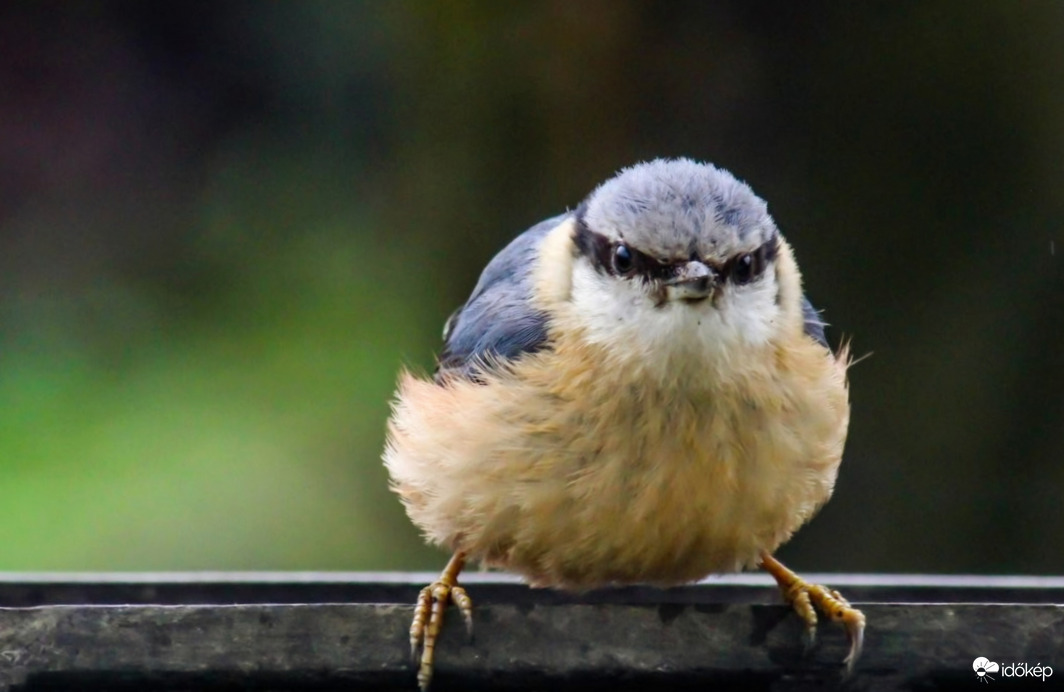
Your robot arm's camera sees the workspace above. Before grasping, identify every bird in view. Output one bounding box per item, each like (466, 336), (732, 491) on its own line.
(384, 157), (863, 690)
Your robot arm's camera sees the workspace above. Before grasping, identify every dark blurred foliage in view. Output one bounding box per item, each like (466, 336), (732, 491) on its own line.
(0, 1), (1061, 574)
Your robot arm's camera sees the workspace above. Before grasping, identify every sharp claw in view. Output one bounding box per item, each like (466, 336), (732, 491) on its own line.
(760, 552), (866, 672)
(407, 554), (471, 692)
(410, 586), (431, 663)
(842, 617), (865, 674)
(803, 625), (817, 655)
(452, 585), (475, 643)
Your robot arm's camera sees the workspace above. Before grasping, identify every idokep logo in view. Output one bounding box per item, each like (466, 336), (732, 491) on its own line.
(973, 657), (1054, 683)
(974, 657), (1000, 683)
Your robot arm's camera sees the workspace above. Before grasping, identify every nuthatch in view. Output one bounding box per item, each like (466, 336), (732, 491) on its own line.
(385, 158), (863, 690)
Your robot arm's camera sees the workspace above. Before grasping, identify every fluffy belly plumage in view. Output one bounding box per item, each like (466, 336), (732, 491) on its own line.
(384, 339), (848, 591)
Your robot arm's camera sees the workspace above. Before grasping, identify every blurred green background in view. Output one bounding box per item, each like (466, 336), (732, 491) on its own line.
(0, 1), (1061, 574)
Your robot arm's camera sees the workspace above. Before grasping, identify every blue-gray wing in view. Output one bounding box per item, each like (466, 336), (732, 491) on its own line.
(801, 294), (829, 349)
(435, 214), (567, 381)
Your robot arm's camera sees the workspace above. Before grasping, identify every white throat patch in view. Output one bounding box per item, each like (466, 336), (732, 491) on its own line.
(566, 260), (781, 380)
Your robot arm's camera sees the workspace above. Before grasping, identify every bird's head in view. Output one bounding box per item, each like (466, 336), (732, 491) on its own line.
(561, 158), (803, 372)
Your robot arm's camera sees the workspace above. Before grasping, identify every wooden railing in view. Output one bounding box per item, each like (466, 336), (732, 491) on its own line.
(0, 572), (1061, 690)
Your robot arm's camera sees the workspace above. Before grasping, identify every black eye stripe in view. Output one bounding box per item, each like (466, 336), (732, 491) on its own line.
(574, 218), (616, 272)
(574, 218), (668, 280)
(721, 237), (779, 285)
(620, 244), (670, 280)
(574, 214), (778, 284)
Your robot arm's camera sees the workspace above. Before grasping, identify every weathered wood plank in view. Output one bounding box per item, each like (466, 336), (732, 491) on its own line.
(0, 575), (1059, 691)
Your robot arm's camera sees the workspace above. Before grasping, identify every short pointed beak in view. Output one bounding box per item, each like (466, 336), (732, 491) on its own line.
(665, 261), (716, 301)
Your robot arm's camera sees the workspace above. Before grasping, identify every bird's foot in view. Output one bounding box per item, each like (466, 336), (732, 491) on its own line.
(760, 551), (865, 672)
(410, 552), (472, 691)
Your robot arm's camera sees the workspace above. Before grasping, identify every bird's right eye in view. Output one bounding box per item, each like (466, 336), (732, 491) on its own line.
(613, 244), (634, 274)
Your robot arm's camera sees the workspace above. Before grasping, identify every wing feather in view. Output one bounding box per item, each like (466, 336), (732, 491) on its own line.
(435, 215), (566, 381)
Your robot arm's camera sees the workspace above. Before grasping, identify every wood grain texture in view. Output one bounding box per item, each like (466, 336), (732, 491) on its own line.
(0, 574), (1060, 690)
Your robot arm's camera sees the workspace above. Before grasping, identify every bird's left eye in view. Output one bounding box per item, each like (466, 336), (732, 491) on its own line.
(730, 248), (764, 285)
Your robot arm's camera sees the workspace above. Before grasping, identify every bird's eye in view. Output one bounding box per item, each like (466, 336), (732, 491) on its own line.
(612, 244), (634, 274)
(730, 248), (763, 285)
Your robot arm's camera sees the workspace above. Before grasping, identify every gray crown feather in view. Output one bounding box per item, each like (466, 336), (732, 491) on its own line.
(581, 158), (778, 261)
